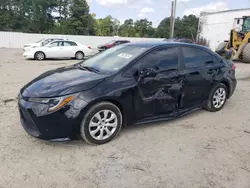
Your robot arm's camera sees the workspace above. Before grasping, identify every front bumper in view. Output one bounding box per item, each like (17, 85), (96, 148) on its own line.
(23, 51), (34, 59)
(97, 47), (105, 52)
(18, 97), (85, 140)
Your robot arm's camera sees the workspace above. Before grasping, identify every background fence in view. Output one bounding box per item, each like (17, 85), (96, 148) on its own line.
(0, 31), (163, 49)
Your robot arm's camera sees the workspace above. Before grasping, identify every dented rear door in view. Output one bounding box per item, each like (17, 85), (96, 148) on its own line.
(179, 46), (216, 108)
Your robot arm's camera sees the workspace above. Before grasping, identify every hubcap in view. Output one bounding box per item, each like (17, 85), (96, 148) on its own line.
(37, 53), (44, 60)
(76, 53), (83, 59)
(89, 110), (118, 140)
(212, 88), (226, 109)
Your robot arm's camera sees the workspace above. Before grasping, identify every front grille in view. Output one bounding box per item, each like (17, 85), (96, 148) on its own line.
(18, 103), (40, 137)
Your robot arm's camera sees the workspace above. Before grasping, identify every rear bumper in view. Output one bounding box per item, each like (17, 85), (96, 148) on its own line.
(228, 79), (237, 98)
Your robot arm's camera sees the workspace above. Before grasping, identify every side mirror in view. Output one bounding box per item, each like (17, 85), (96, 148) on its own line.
(139, 68), (157, 79)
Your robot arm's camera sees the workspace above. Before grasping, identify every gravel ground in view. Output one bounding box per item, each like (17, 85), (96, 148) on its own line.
(0, 48), (250, 188)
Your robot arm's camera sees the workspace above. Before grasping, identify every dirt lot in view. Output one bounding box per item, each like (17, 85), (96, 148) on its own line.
(0, 48), (250, 188)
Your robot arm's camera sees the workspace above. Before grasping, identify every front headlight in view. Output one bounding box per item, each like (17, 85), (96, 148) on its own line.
(28, 94), (77, 116)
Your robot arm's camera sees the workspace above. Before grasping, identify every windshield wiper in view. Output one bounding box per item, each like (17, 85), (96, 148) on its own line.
(78, 64), (100, 73)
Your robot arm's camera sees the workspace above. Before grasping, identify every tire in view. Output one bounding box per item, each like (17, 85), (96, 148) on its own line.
(80, 102), (122, 145)
(204, 83), (228, 112)
(75, 51), (84, 60)
(242, 43), (250, 63)
(35, 51), (45, 61)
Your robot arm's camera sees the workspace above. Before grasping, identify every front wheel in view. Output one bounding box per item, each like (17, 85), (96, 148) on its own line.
(35, 52), (45, 61)
(204, 83), (228, 112)
(80, 102), (122, 145)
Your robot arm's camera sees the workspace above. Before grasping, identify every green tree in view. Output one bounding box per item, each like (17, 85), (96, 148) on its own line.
(119, 19), (136, 37)
(94, 16), (113, 36)
(66, 0), (94, 35)
(155, 17), (171, 38)
(111, 17), (120, 36)
(175, 15), (198, 40)
(134, 19), (155, 37)
(0, 0), (199, 38)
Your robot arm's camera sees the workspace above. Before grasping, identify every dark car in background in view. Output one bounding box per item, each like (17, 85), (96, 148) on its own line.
(18, 42), (236, 145)
(164, 38), (194, 43)
(97, 40), (130, 52)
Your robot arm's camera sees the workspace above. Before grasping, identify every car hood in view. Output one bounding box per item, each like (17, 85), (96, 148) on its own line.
(21, 65), (107, 98)
(24, 43), (40, 47)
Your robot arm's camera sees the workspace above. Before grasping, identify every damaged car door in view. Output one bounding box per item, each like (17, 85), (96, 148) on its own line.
(134, 47), (183, 120)
(179, 46), (217, 108)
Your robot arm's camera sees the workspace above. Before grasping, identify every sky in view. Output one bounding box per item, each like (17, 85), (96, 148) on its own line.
(86, 0), (250, 27)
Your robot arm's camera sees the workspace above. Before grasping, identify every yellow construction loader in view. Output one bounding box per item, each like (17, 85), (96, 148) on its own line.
(215, 16), (250, 63)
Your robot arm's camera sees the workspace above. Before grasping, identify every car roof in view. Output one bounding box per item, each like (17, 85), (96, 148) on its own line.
(45, 38), (65, 40)
(126, 41), (208, 50)
(115, 40), (130, 42)
(50, 40), (75, 42)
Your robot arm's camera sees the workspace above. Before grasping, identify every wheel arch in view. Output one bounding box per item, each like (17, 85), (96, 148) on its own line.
(75, 50), (85, 55)
(81, 97), (127, 127)
(220, 80), (231, 99)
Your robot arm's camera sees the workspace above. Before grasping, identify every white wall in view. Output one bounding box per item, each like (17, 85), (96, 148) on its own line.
(198, 9), (250, 51)
(0, 31), (163, 49)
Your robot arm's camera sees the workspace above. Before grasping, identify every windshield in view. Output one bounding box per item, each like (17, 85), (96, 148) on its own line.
(242, 17), (250, 32)
(36, 38), (45, 43)
(41, 39), (52, 46)
(105, 40), (116, 45)
(81, 44), (149, 74)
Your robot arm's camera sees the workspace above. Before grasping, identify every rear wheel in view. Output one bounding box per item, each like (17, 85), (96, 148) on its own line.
(204, 83), (227, 112)
(75, 51), (84, 60)
(243, 43), (250, 63)
(80, 102), (122, 145)
(35, 52), (45, 61)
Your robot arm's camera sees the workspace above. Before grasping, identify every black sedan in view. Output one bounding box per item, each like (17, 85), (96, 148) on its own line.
(18, 42), (237, 145)
(164, 38), (194, 43)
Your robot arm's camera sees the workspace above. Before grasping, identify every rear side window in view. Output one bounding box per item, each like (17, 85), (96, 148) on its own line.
(182, 47), (214, 68)
(138, 47), (179, 71)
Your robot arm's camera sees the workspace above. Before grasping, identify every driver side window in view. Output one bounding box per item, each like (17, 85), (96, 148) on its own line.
(138, 47), (179, 72)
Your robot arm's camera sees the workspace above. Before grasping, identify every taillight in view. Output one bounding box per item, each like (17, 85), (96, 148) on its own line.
(232, 63), (236, 70)
(88, 46), (91, 49)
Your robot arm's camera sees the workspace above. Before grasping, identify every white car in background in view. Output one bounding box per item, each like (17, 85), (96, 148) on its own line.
(23, 38), (66, 51)
(23, 40), (93, 60)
